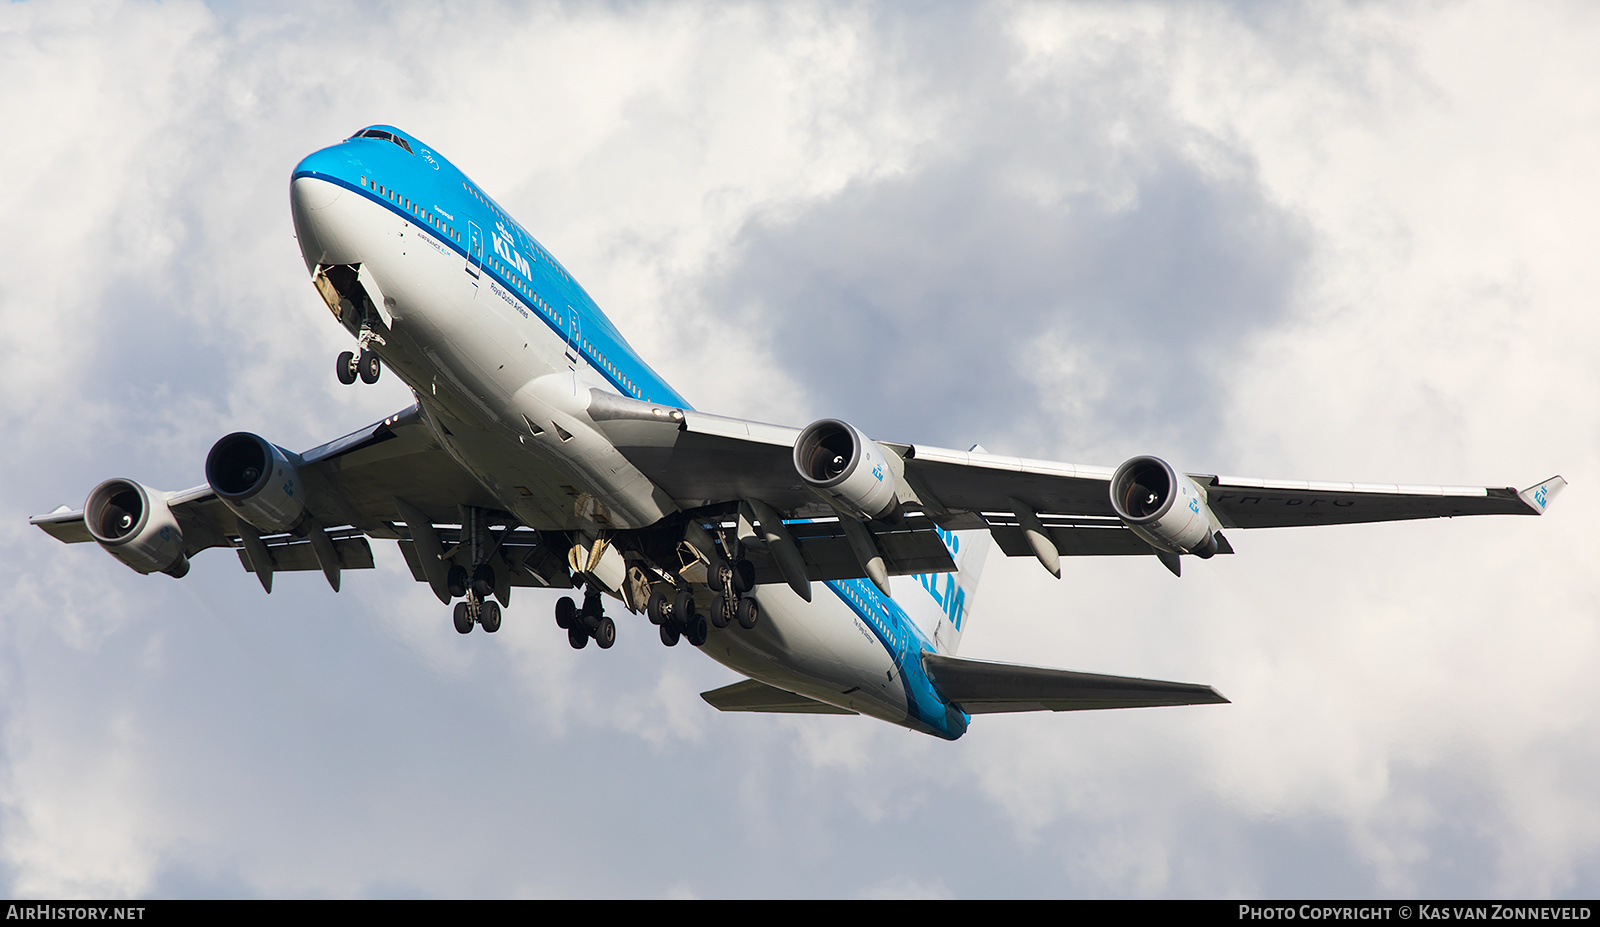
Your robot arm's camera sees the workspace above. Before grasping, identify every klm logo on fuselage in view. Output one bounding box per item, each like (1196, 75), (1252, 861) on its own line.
(915, 527), (965, 629)
(491, 222), (531, 279)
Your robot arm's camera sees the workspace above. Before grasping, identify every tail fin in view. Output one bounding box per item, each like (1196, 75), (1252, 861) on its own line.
(901, 525), (992, 655)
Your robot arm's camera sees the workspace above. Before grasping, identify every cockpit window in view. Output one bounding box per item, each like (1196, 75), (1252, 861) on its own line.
(349, 128), (413, 154)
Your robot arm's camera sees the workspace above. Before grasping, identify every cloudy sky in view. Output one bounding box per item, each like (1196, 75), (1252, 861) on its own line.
(2, 0), (1596, 899)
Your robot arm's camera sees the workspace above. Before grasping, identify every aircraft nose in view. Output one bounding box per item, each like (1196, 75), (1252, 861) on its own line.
(291, 172), (341, 212)
(290, 147), (361, 273)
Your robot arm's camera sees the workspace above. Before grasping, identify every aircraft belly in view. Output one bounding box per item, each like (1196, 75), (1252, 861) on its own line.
(333, 194), (673, 531)
(703, 584), (911, 724)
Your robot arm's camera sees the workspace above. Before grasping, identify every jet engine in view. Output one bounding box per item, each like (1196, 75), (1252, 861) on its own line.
(1109, 456), (1219, 558)
(205, 432), (308, 534)
(793, 419), (903, 522)
(83, 478), (190, 577)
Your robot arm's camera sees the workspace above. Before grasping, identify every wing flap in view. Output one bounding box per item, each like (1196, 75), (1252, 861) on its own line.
(235, 535), (375, 573)
(701, 679), (858, 715)
(923, 652), (1229, 713)
(396, 531), (575, 589)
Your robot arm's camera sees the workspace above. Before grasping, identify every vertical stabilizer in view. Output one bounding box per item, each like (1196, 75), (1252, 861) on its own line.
(900, 526), (991, 655)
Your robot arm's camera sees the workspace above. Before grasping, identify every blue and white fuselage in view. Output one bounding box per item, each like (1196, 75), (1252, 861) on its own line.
(290, 126), (977, 739)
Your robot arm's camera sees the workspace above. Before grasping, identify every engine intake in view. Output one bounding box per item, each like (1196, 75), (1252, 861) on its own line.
(793, 419), (903, 522)
(84, 479), (189, 577)
(205, 432), (308, 534)
(1110, 456), (1218, 558)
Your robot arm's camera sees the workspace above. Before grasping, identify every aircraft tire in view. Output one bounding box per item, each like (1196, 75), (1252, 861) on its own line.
(481, 600), (502, 633)
(647, 590), (669, 625)
(568, 627), (588, 649)
(732, 559), (756, 594)
(336, 351), (358, 385)
(686, 613), (709, 647)
(672, 589), (694, 625)
(471, 563), (496, 601)
(453, 602), (473, 634)
(708, 557), (731, 592)
(660, 622), (680, 647)
(358, 350), (381, 384)
(736, 596), (759, 631)
(447, 564), (468, 600)
(710, 592), (730, 629)
(595, 616), (616, 649)
(555, 596), (577, 629)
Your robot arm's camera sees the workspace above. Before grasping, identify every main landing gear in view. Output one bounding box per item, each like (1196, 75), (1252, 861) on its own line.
(644, 553), (758, 649)
(706, 555), (760, 632)
(453, 593), (501, 634)
(447, 507), (511, 635)
(646, 586), (709, 648)
(451, 562), (505, 634)
(555, 585), (616, 649)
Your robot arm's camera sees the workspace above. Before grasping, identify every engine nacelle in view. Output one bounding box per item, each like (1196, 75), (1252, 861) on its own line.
(83, 479), (190, 577)
(1109, 456), (1219, 558)
(793, 419), (903, 522)
(205, 432), (308, 534)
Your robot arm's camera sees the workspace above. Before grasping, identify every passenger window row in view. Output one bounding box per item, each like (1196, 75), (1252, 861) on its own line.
(359, 176), (460, 245)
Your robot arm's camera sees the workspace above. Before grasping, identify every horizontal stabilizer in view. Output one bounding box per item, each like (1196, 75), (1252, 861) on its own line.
(701, 679), (858, 715)
(923, 652), (1228, 714)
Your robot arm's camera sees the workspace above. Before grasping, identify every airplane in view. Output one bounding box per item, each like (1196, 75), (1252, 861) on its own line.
(29, 125), (1566, 740)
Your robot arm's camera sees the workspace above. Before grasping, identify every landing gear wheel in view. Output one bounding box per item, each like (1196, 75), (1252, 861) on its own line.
(453, 601), (473, 634)
(568, 627), (589, 649)
(555, 596), (577, 629)
(447, 564), (468, 599)
(660, 622), (680, 647)
(673, 589), (695, 624)
(710, 592), (730, 629)
(471, 563), (496, 601)
(736, 596), (760, 630)
(708, 557), (732, 592)
(480, 600), (502, 633)
(336, 351), (358, 385)
(595, 616), (616, 649)
(732, 559), (756, 594)
(358, 350), (381, 384)
(647, 590), (670, 625)
(686, 613), (709, 647)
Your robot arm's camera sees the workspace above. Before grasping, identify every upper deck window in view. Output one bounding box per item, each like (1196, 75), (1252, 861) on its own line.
(350, 128), (414, 154)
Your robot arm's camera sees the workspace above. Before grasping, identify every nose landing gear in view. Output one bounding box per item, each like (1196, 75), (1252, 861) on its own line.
(336, 339), (384, 386)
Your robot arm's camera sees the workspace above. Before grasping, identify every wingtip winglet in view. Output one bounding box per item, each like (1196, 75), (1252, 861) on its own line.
(1518, 476), (1566, 515)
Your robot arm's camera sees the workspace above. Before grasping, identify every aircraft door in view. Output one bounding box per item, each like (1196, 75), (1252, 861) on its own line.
(465, 221), (482, 278)
(568, 307), (581, 365)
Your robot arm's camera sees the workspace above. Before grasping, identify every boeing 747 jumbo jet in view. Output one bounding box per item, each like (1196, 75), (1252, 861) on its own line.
(30, 127), (1565, 740)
